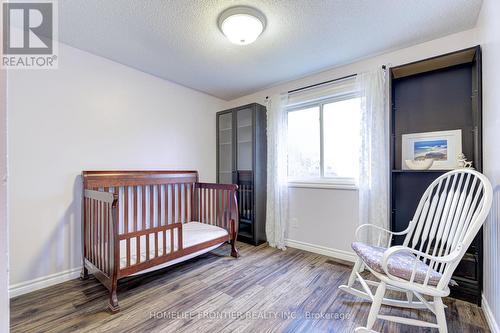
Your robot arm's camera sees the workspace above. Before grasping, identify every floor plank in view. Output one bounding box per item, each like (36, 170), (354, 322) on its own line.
(10, 242), (491, 333)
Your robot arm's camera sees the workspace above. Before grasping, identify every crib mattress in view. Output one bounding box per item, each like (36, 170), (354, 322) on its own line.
(119, 222), (228, 272)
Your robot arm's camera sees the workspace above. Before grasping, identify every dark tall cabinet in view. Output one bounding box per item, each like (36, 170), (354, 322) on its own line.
(216, 103), (267, 245)
(389, 46), (483, 304)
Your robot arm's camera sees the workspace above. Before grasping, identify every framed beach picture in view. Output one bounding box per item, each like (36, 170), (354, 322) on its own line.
(402, 129), (462, 170)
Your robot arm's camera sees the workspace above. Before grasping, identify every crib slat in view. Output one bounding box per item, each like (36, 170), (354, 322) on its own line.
(155, 185), (160, 258)
(99, 201), (103, 271)
(103, 202), (107, 275)
(138, 186), (144, 264)
(200, 188), (203, 222)
(209, 188), (212, 224)
(163, 229), (167, 256)
(109, 202), (113, 274)
(229, 190), (232, 229)
(84, 197), (88, 259)
(87, 197), (90, 259)
(184, 184), (188, 223)
(198, 188), (202, 222)
(145, 185), (150, 260)
(186, 183), (193, 222)
(213, 188), (216, 224)
(99, 201), (103, 270)
(89, 198), (92, 264)
(133, 186), (138, 232)
(90, 197), (94, 264)
(165, 184), (169, 225)
(158, 184), (162, 226)
(104, 202), (107, 272)
(178, 224), (183, 251)
(170, 228), (175, 253)
(124, 186), (130, 267)
(205, 188), (208, 223)
(170, 184), (176, 223)
(177, 183), (181, 223)
(135, 186), (140, 266)
(193, 187), (196, 222)
(93, 198), (97, 266)
(101, 202), (105, 272)
(96, 201), (100, 270)
(102, 189), (108, 273)
(216, 189), (219, 227)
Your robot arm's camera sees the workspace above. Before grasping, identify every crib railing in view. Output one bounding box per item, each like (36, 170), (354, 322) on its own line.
(195, 182), (239, 232)
(118, 183), (195, 275)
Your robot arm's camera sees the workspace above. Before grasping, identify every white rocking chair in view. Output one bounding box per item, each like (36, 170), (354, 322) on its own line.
(339, 169), (492, 332)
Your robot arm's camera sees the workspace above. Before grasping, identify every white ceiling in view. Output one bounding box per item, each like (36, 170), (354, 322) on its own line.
(58, 0), (483, 100)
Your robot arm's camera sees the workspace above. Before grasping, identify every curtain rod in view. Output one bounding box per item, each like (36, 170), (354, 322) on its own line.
(265, 65), (386, 99)
(287, 73), (357, 94)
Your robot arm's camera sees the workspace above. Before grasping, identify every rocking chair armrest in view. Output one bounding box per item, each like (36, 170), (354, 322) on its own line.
(355, 224), (411, 244)
(381, 245), (464, 282)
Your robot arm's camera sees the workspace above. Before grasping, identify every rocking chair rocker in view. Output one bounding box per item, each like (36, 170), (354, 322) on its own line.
(339, 169), (492, 332)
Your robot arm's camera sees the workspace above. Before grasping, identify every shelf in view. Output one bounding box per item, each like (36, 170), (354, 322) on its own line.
(238, 140), (252, 144)
(238, 124), (252, 129)
(219, 171), (232, 174)
(219, 142), (231, 145)
(238, 230), (253, 238)
(392, 169), (448, 173)
(219, 127), (232, 131)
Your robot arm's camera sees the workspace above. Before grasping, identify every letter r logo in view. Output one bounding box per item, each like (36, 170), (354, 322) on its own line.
(2, 2), (53, 54)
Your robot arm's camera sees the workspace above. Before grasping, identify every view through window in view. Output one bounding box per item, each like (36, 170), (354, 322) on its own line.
(287, 95), (361, 184)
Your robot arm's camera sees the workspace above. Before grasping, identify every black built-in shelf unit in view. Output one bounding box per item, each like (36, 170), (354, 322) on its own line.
(216, 103), (267, 245)
(389, 46), (483, 305)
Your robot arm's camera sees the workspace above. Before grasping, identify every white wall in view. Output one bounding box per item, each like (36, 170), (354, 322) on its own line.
(477, 0), (500, 331)
(1, 43), (9, 331)
(7, 43), (225, 295)
(225, 28), (480, 259)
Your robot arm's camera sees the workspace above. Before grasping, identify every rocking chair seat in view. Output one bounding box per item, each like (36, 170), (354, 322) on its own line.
(352, 242), (442, 286)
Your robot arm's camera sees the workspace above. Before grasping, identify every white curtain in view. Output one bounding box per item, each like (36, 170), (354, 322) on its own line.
(266, 93), (289, 250)
(357, 68), (390, 244)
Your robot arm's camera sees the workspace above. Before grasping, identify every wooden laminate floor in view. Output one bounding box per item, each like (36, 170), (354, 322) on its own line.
(11, 242), (490, 333)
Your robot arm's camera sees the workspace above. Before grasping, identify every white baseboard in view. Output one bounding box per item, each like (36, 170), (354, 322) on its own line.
(482, 294), (500, 333)
(9, 267), (81, 298)
(285, 239), (356, 262)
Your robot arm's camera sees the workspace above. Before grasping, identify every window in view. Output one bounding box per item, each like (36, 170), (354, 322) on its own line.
(287, 83), (361, 187)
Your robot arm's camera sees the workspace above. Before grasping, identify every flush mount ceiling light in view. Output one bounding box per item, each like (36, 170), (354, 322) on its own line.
(218, 6), (266, 45)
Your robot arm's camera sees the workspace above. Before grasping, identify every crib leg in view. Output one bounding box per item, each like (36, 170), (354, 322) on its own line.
(230, 219), (239, 258)
(108, 278), (120, 313)
(231, 240), (239, 258)
(108, 289), (120, 313)
(80, 265), (89, 280)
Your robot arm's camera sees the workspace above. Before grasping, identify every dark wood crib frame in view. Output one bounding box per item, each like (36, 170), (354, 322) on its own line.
(80, 171), (239, 312)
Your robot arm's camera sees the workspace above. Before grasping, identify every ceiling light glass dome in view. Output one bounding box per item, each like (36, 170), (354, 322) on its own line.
(218, 6), (266, 45)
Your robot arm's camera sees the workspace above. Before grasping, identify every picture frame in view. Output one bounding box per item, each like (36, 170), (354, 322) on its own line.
(402, 129), (462, 170)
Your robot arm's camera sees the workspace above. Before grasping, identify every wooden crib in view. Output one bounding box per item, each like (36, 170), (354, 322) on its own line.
(80, 171), (238, 312)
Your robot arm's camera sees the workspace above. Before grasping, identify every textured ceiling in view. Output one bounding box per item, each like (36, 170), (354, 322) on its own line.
(58, 0), (482, 100)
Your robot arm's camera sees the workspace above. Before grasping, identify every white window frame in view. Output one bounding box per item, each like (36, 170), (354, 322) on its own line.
(287, 92), (360, 190)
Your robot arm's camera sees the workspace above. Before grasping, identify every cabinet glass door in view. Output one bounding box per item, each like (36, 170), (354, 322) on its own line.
(236, 108), (253, 171)
(218, 112), (233, 184)
(236, 108), (254, 238)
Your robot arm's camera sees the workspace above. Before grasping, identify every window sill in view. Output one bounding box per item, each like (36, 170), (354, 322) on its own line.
(287, 181), (358, 190)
